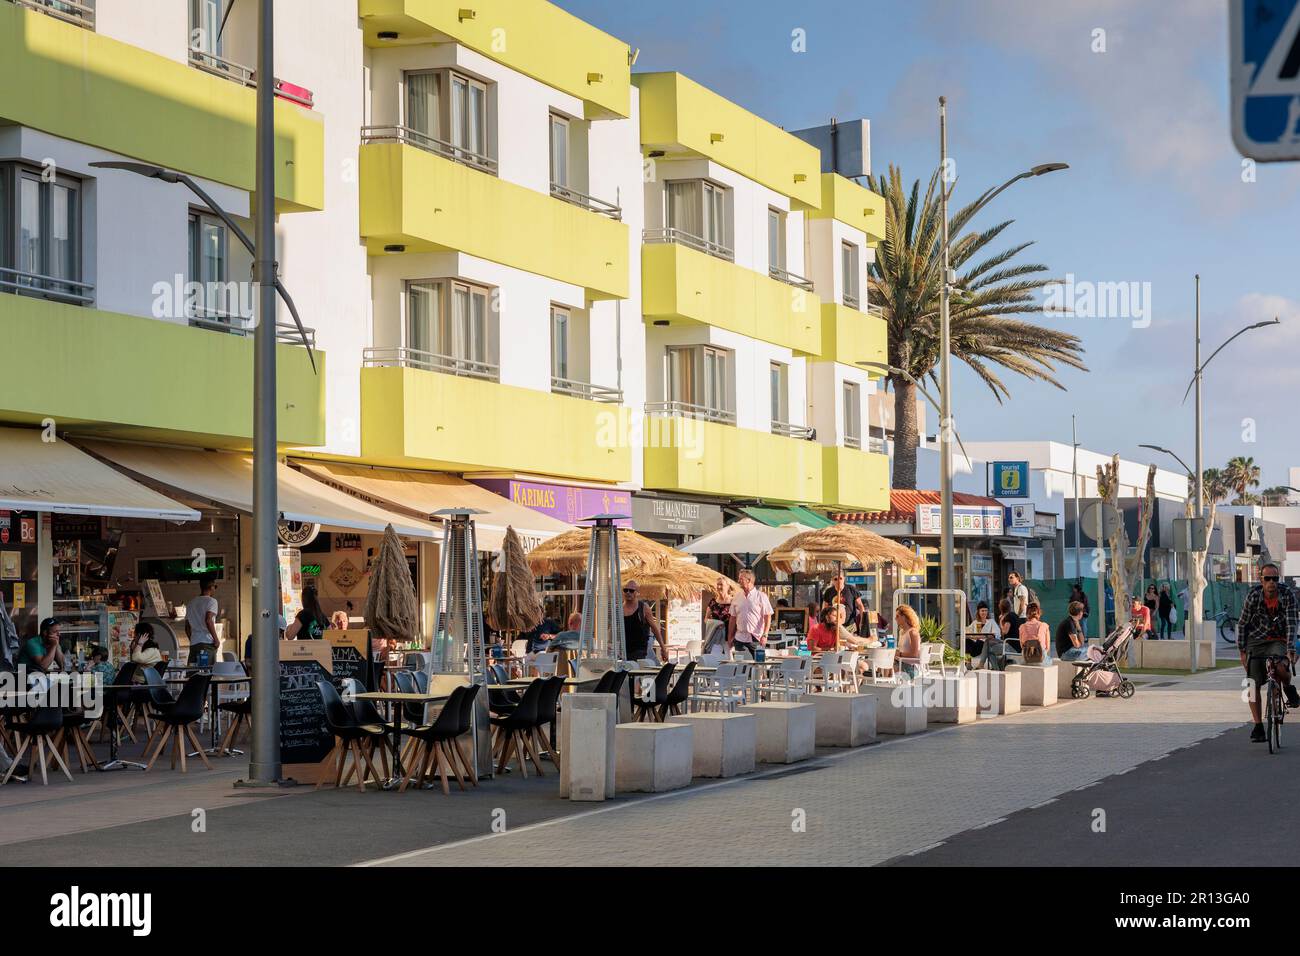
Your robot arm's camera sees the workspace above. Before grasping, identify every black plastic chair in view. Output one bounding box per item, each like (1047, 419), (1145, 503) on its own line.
(0, 658), (22, 753)
(632, 662), (676, 722)
(317, 680), (386, 792)
(60, 708), (100, 773)
(591, 669), (627, 696)
(144, 673), (212, 773)
(655, 661), (696, 721)
(535, 675), (567, 767)
(490, 679), (547, 777)
(3, 707), (70, 786)
(134, 667), (176, 746)
(392, 670), (425, 726)
(402, 684), (477, 794)
(487, 663), (521, 717)
(453, 683), (482, 786)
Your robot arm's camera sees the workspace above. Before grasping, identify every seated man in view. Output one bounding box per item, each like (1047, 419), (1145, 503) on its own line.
(16, 618), (65, 679)
(1055, 601), (1089, 661)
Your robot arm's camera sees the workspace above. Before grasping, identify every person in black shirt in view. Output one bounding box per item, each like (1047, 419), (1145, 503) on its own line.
(1055, 601), (1088, 660)
(288, 586), (329, 640)
(1157, 585), (1174, 639)
(521, 615), (560, 654)
(821, 573), (865, 632)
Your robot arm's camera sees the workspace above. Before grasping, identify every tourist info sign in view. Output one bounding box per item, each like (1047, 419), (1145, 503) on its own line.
(1231, 0), (1300, 160)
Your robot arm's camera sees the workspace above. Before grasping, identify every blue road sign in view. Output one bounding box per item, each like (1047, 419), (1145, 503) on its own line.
(991, 461), (1030, 499)
(1231, 0), (1300, 161)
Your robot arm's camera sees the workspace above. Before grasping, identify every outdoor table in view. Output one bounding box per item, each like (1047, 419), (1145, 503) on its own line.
(97, 682), (147, 771)
(353, 691), (452, 790)
(166, 673), (253, 755)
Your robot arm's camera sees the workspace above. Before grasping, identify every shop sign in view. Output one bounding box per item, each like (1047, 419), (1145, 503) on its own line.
(52, 514), (101, 540)
(1009, 504), (1034, 532)
(915, 504), (1004, 536)
(0, 512), (9, 545)
(19, 517), (35, 544)
(998, 544), (1028, 561)
(277, 520), (320, 547)
(1034, 512), (1058, 538)
(970, 553), (994, 574)
(991, 461), (1030, 498)
(472, 478), (632, 526)
(632, 496), (723, 536)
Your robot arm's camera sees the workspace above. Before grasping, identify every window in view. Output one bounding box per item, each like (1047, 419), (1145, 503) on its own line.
(404, 279), (495, 379)
(549, 114), (570, 190)
(769, 361), (789, 425)
(842, 241), (861, 308)
(406, 281), (441, 357)
(190, 0), (223, 56)
(665, 180), (731, 258)
(451, 72), (488, 161)
(187, 211), (230, 323)
(403, 69), (493, 172)
(551, 305), (570, 381)
(767, 208), (786, 273)
(843, 381), (862, 448)
(666, 345), (732, 422)
(0, 164), (85, 305)
(405, 71), (441, 143)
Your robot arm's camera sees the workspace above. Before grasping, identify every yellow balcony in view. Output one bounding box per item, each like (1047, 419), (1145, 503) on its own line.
(821, 445), (890, 513)
(0, 1), (323, 212)
(642, 241), (821, 354)
(359, 0), (631, 120)
(643, 416), (823, 503)
(360, 141), (629, 300)
(636, 72), (822, 208)
(819, 302), (886, 372)
(360, 364), (631, 484)
(809, 174), (886, 244)
(0, 295), (324, 447)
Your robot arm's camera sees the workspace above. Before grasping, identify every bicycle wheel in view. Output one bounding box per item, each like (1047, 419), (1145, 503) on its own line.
(1267, 681), (1279, 754)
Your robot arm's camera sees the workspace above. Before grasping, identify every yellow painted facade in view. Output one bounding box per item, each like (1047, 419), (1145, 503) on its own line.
(358, 0), (632, 119)
(821, 445), (891, 513)
(361, 365), (632, 483)
(818, 302), (887, 374)
(642, 242), (822, 354)
(809, 173), (887, 244)
(360, 142), (629, 300)
(0, 1), (324, 212)
(643, 417), (824, 503)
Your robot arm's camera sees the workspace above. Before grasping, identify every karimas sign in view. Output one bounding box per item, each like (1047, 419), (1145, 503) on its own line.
(915, 504), (1004, 537)
(472, 478), (632, 527)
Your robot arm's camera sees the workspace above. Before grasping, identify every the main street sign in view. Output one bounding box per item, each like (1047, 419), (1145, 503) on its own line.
(1230, 0), (1300, 161)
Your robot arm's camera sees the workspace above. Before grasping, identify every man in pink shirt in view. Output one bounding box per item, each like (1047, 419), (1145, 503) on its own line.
(728, 569), (772, 659)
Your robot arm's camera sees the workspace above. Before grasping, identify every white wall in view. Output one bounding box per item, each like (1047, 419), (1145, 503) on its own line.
(806, 360), (874, 446)
(95, 0), (188, 64)
(806, 217), (870, 307)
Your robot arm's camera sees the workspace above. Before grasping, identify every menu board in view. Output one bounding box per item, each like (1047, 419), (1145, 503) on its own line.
(666, 598), (701, 645)
(278, 641), (334, 775)
(325, 628), (372, 691)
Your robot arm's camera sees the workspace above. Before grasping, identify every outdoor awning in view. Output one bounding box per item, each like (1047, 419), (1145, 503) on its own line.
(679, 518), (809, 556)
(292, 461), (572, 552)
(741, 505), (835, 529)
(0, 427), (198, 521)
(78, 441), (437, 538)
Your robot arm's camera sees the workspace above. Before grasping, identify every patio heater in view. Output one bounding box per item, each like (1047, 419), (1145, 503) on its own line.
(428, 507), (492, 777)
(578, 515), (629, 662)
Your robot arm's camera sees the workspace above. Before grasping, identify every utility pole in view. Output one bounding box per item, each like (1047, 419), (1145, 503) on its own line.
(938, 96), (956, 646)
(1191, 274), (1203, 674)
(249, 0), (282, 784)
(1072, 415), (1082, 582)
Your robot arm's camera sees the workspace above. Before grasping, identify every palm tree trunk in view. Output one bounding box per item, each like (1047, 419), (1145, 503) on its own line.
(891, 375), (919, 490)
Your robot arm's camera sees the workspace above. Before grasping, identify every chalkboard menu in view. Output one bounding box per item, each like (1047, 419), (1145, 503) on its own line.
(278, 641), (334, 767)
(326, 629), (372, 691)
(775, 608), (809, 635)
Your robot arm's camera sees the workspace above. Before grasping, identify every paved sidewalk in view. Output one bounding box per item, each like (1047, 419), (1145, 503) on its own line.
(367, 666), (1247, 867)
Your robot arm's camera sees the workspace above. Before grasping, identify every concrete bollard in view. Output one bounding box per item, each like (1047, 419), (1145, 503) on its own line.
(559, 693), (617, 801)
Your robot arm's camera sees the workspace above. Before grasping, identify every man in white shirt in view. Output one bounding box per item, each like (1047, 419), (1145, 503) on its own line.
(185, 576), (221, 665)
(1007, 570), (1029, 640)
(728, 569), (772, 659)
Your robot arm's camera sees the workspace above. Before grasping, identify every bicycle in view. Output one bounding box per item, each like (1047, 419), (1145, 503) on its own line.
(1218, 607), (1238, 644)
(1263, 654), (1291, 755)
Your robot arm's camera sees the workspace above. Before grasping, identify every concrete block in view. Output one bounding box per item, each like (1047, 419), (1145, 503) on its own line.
(798, 692), (877, 747)
(614, 722), (693, 793)
(919, 674), (978, 723)
(856, 682), (927, 734)
(976, 669), (1020, 716)
(737, 701), (816, 763)
(1008, 663), (1058, 706)
(676, 712), (755, 778)
(1057, 659), (1080, 698)
(559, 693), (617, 801)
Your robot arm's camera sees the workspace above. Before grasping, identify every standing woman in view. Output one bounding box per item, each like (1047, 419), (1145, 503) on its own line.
(1157, 585), (1174, 639)
(1143, 585), (1159, 639)
(894, 605), (922, 679)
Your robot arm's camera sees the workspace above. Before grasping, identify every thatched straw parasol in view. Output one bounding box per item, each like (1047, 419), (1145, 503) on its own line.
(364, 524), (420, 641)
(526, 527), (689, 576)
(488, 526), (544, 634)
(767, 524), (925, 574)
(630, 562), (738, 603)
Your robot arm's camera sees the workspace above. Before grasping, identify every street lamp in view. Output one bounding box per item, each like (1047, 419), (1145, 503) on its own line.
(1138, 443), (1193, 477)
(937, 94), (1067, 644)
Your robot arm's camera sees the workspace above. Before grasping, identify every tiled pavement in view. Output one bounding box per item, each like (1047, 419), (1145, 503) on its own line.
(366, 666), (1248, 867)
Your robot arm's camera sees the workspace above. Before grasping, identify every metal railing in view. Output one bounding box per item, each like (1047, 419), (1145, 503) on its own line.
(187, 311), (317, 349)
(864, 301), (884, 317)
(188, 48), (256, 87)
(551, 376), (623, 403)
(843, 291), (861, 309)
(844, 434), (862, 450)
(772, 420), (815, 440)
(769, 265), (815, 293)
(0, 267), (94, 305)
(549, 182), (622, 220)
(363, 346), (498, 382)
(644, 400), (735, 425)
(11, 0), (94, 29)
(361, 125), (499, 176)
(643, 227), (734, 262)
(868, 436), (887, 454)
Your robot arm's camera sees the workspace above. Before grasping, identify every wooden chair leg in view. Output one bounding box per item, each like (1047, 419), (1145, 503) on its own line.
(433, 742), (450, 795)
(521, 728), (546, 776)
(440, 742), (465, 791)
(453, 737), (477, 786)
(496, 731), (518, 775)
(176, 727), (187, 773)
(375, 738), (391, 781)
(35, 736), (48, 785)
(333, 737), (348, 788)
(46, 735), (73, 783)
(145, 727), (172, 771)
(317, 740), (341, 790)
(358, 739), (381, 790)
(185, 726), (214, 771)
(349, 741), (367, 793)
(2, 734), (31, 784)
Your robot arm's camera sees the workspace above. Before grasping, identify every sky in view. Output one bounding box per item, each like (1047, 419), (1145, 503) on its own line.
(564, 0), (1300, 490)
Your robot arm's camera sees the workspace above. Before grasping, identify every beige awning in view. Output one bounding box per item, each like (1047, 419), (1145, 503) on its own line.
(292, 461), (572, 552)
(0, 427), (198, 520)
(78, 442), (437, 539)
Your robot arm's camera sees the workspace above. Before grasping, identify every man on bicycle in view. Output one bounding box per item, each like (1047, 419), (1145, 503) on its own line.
(1239, 561), (1300, 742)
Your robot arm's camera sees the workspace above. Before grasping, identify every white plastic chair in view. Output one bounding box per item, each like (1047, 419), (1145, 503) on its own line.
(509, 639), (529, 660)
(532, 652), (559, 677)
(920, 643), (946, 678)
(698, 652), (726, 667)
(867, 647), (897, 684)
(838, 651), (861, 691)
(805, 652), (842, 693)
(685, 639), (703, 660)
(693, 662), (748, 712)
(765, 657), (809, 701)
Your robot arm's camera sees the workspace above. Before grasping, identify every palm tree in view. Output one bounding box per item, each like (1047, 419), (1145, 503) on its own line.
(1260, 485), (1294, 506)
(867, 165), (1087, 488)
(1224, 456), (1262, 504)
(1200, 467), (1232, 505)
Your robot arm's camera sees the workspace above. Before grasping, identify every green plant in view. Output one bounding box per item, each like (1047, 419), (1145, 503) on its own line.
(919, 615), (963, 665)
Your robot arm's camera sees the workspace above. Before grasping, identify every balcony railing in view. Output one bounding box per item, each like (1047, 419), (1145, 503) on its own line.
(643, 227), (734, 262)
(842, 291), (861, 310)
(645, 400), (736, 426)
(361, 125), (499, 176)
(11, 0), (94, 29)
(772, 420), (815, 440)
(864, 301), (883, 317)
(363, 346), (498, 382)
(551, 376), (623, 404)
(0, 267), (94, 306)
(868, 436), (887, 454)
(549, 182), (622, 220)
(187, 311), (317, 349)
(186, 49), (315, 107)
(768, 265), (815, 293)
(844, 434), (862, 450)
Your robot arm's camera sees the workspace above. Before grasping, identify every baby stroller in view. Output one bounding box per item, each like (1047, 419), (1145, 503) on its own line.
(1068, 620), (1138, 700)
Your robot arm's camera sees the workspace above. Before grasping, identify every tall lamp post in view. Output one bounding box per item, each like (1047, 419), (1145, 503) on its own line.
(936, 95), (1067, 643)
